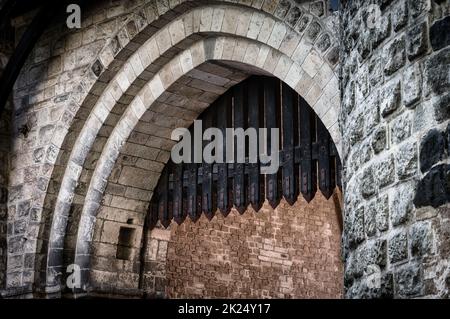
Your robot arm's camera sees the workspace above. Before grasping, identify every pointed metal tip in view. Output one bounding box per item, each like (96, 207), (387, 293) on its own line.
(251, 202), (263, 212)
(188, 214), (200, 223)
(284, 196), (296, 206)
(302, 193), (315, 203)
(161, 219), (172, 228)
(205, 212), (215, 221)
(268, 200), (280, 209)
(322, 190), (333, 200)
(236, 206), (246, 215)
(173, 216), (186, 226)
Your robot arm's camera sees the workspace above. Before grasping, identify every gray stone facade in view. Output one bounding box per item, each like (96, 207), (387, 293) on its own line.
(0, 0), (448, 299)
(340, 0), (449, 298)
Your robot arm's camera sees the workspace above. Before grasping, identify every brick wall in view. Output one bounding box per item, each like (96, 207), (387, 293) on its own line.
(165, 191), (343, 299)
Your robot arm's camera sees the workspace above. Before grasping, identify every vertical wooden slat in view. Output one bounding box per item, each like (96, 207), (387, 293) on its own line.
(187, 127), (200, 222)
(264, 77), (280, 208)
(299, 99), (316, 202)
(281, 82), (297, 205)
(317, 118), (332, 199)
(202, 109), (214, 220)
(248, 78), (262, 211)
(172, 163), (184, 225)
(158, 167), (171, 227)
(217, 94), (230, 215)
(233, 83), (246, 214)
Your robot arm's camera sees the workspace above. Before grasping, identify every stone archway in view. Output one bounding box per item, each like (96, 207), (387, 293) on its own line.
(29, 1), (341, 296)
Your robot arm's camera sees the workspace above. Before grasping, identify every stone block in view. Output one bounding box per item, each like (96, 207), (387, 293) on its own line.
(375, 154), (395, 188)
(274, 0), (290, 19)
(391, 113), (412, 144)
(407, 20), (429, 61)
(295, 14), (311, 33)
(403, 63), (422, 107)
(381, 80), (401, 117)
(302, 49), (323, 78)
(424, 47), (450, 96)
(390, 182), (415, 226)
(372, 126), (386, 154)
(368, 56), (383, 87)
(414, 164), (450, 208)
(305, 21), (321, 42)
(410, 222), (432, 257)
(395, 265), (423, 298)
(430, 16), (450, 51)
(396, 142), (417, 179)
(365, 201), (376, 237)
(388, 231), (408, 264)
(391, 0), (408, 31)
(361, 166), (376, 199)
(383, 36), (406, 76)
(409, 0), (430, 19)
(375, 195), (389, 232)
(285, 6), (302, 28)
(433, 93), (450, 123)
(419, 129), (445, 173)
(349, 207), (365, 248)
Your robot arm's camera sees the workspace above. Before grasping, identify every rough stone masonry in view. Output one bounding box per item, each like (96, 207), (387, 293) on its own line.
(0, 0), (448, 299)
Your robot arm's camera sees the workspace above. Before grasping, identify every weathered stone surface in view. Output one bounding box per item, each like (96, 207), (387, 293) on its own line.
(383, 36), (406, 76)
(391, 113), (412, 144)
(403, 64), (422, 107)
(414, 164), (450, 208)
(326, 46), (339, 66)
(391, 0), (408, 31)
(409, 0), (430, 19)
(406, 20), (429, 61)
(391, 182), (415, 226)
(381, 80), (401, 117)
(424, 48), (450, 96)
(362, 166), (376, 199)
(396, 142), (417, 180)
(375, 195), (389, 232)
(419, 129), (445, 173)
(433, 93), (450, 123)
(295, 15), (311, 33)
(364, 93), (380, 134)
(310, 1), (324, 17)
(365, 201), (376, 237)
(285, 7), (302, 27)
(274, 0), (291, 19)
(395, 265), (423, 298)
(316, 33), (331, 52)
(447, 123), (450, 154)
(410, 222), (432, 257)
(430, 16), (450, 51)
(375, 154), (395, 188)
(372, 126), (386, 154)
(349, 207), (365, 248)
(389, 231), (408, 264)
(305, 21), (321, 42)
(374, 14), (391, 49)
(368, 56), (383, 87)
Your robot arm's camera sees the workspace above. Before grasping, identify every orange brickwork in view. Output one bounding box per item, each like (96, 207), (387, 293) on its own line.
(166, 190), (344, 299)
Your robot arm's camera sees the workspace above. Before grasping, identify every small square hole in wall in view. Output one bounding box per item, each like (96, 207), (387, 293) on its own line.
(116, 227), (136, 260)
